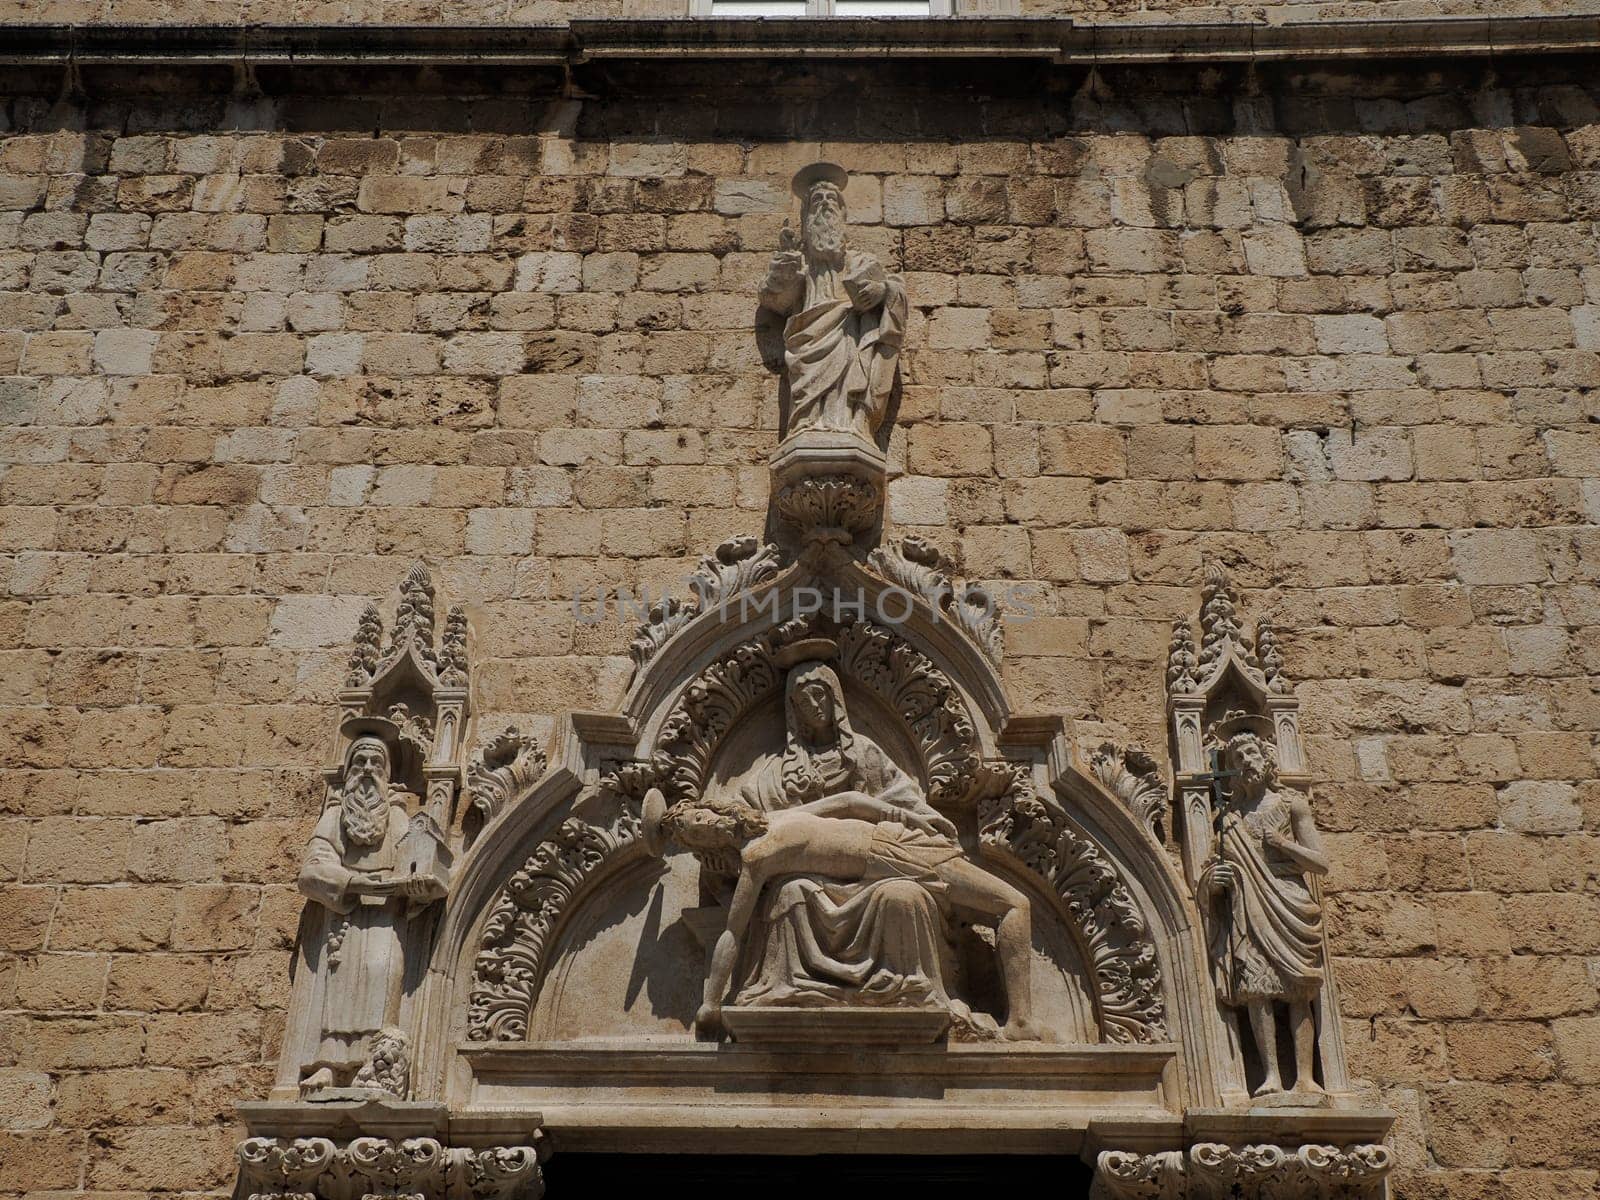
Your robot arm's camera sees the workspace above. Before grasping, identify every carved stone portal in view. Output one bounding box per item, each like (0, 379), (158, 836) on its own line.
(237, 184), (1388, 1196)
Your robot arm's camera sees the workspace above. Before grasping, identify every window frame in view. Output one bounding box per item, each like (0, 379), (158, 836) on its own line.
(692, 0), (954, 16)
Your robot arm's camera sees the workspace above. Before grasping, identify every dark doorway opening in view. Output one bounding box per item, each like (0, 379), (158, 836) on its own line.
(542, 1153), (1095, 1199)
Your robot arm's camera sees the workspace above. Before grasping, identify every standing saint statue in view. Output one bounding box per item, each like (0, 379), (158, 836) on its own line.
(297, 723), (443, 1095)
(760, 163), (908, 445)
(1198, 715), (1330, 1096)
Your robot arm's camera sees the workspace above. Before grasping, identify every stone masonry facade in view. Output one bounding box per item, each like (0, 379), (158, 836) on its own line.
(0, 46), (1598, 1200)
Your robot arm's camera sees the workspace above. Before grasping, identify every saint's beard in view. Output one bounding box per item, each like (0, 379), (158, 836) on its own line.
(341, 770), (388, 847)
(804, 212), (846, 269)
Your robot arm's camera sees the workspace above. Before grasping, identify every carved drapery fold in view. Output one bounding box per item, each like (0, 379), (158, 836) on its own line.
(977, 769), (1167, 1044)
(237, 1137), (542, 1200)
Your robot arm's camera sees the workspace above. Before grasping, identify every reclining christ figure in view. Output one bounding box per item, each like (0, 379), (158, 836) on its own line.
(650, 788), (1044, 1042)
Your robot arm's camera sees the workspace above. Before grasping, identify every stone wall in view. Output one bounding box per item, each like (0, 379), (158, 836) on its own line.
(7, 0), (1600, 25)
(1, 53), (1598, 1199)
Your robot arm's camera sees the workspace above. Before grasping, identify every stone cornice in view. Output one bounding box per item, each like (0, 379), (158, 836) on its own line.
(2, 15), (1599, 67)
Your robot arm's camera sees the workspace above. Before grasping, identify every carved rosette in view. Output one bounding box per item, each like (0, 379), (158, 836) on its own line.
(977, 769), (1167, 1044)
(1095, 1144), (1391, 1200)
(465, 809), (642, 1042)
(237, 1138), (542, 1200)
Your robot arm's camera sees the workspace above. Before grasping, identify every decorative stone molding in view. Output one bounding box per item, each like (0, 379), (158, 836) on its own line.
(466, 728), (547, 829)
(1097, 1148), (1187, 1200)
(629, 535), (782, 671)
(1088, 742), (1167, 843)
(465, 806), (643, 1042)
(865, 535), (1004, 666)
(237, 1136), (542, 1200)
(1096, 1143), (1391, 1199)
(977, 768), (1167, 1044)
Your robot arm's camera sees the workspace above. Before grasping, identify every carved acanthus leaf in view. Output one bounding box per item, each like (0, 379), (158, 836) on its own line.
(386, 703), (434, 759)
(833, 619), (980, 808)
(1255, 616), (1291, 695)
(439, 605), (470, 688)
(773, 473), (880, 542)
(465, 808), (642, 1042)
(1097, 1144), (1391, 1200)
(630, 536), (782, 671)
(865, 536), (1004, 666)
(1089, 742), (1167, 842)
(238, 1137), (543, 1200)
(1166, 620), (1199, 695)
(977, 768), (1167, 1044)
(381, 563), (438, 672)
(1197, 560), (1245, 673)
(467, 728), (547, 827)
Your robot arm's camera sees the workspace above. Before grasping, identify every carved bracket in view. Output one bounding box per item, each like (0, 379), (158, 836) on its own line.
(977, 768), (1167, 1044)
(1097, 1143), (1392, 1200)
(237, 1136), (542, 1200)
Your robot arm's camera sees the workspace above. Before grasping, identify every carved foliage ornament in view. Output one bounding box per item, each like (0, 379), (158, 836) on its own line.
(630, 536), (783, 671)
(466, 728), (547, 827)
(977, 767), (1167, 1044)
(1096, 1143), (1392, 1200)
(1088, 742), (1167, 843)
(865, 535), (1004, 667)
(237, 1137), (541, 1200)
(465, 807), (642, 1042)
(1167, 561), (1287, 699)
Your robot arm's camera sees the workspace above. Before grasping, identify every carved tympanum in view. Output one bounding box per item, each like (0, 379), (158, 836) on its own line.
(645, 636), (1044, 1043)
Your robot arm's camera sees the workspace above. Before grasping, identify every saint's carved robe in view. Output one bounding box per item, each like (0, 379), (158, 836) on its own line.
(766, 252), (908, 442)
(1210, 792), (1325, 1006)
(298, 800), (412, 1072)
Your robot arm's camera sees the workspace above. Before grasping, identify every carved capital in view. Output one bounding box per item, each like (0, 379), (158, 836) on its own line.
(237, 1138), (543, 1200)
(1094, 1144), (1391, 1200)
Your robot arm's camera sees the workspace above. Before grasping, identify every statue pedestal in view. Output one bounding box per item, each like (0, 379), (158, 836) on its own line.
(722, 1005), (950, 1047)
(770, 431), (886, 545)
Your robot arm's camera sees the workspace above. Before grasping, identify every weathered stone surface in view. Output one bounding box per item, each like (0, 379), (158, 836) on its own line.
(0, 45), (1597, 1200)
